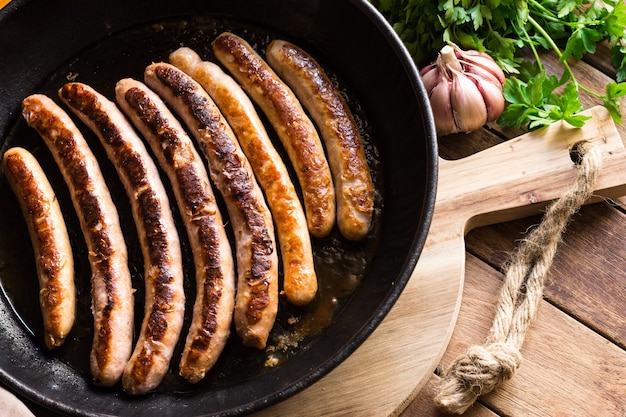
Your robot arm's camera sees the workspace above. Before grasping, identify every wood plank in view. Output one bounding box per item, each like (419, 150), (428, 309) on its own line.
(436, 254), (626, 417)
(584, 41), (617, 80)
(438, 128), (505, 161)
(466, 203), (626, 349)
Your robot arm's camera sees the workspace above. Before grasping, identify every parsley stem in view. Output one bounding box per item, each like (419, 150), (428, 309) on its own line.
(527, 0), (604, 26)
(526, 13), (605, 104)
(527, 0), (556, 19)
(526, 14), (579, 90)
(529, 11), (603, 28)
(517, 21), (543, 73)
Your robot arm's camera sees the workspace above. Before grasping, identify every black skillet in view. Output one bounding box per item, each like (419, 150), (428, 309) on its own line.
(0, 0), (437, 415)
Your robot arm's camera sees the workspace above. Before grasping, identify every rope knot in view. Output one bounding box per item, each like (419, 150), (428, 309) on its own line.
(434, 343), (522, 414)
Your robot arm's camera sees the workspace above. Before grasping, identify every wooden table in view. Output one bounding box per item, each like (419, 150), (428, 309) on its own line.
(2, 4), (625, 416)
(400, 45), (626, 417)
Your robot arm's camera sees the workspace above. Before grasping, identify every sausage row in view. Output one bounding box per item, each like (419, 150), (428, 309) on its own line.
(3, 32), (374, 395)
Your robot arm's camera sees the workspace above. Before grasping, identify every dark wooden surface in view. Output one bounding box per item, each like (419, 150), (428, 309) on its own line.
(401, 46), (626, 417)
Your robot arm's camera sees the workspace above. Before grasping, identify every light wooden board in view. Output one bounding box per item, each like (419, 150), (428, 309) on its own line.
(253, 106), (626, 416)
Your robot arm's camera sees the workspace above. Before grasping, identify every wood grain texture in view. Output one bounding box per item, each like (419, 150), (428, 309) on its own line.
(396, 235), (626, 417)
(435, 254), (626, 417)
(467, 203), (626, 350)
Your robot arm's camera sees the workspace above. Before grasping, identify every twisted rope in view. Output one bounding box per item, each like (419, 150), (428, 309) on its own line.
(434, 141), (603, 414)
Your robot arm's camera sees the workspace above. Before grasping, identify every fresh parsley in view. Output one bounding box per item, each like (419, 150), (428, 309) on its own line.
(375, 0), (626, 129)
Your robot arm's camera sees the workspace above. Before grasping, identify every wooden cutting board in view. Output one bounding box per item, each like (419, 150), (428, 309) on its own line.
(254, 106), (626, 416)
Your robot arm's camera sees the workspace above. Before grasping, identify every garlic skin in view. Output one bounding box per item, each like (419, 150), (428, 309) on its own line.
(420, 44), (505, 135)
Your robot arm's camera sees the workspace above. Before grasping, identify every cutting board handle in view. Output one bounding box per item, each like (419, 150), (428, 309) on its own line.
(437, 105), (626, 237)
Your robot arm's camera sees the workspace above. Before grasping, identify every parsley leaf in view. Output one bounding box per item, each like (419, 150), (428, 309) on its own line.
(498, 72), (589, 130)
(561, 27), (603, 61)
(603, 81), (626, 123)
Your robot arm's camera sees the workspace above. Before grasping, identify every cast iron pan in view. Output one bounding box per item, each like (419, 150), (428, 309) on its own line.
(0, 0), (437, 415)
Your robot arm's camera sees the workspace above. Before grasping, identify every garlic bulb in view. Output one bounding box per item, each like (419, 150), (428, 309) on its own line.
(420, 44), (505, 135)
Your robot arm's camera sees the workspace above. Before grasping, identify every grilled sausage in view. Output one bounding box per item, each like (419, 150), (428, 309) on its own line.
(115, 77), (235, 383)
(212, 32), (336, 238)
(58, 83), (185, 395)
(169, 46), (317, 306)
(2, 147), (75, 350)
(144, 62), (278, 349)
(266, 40), (375, 241)
(21, 94), (133, 386)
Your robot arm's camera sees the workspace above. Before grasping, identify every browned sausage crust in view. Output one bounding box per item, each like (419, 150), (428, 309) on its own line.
(115, 77), (236, 383)
(169, 46), (317, 306)
(21, 94), (133, 386)
(58, 83), (185, 395)
(144, 62), (278, 349)
(3, 147), (76, 350)
(212, 32), (336, 238)
(266, 40), (375, 241)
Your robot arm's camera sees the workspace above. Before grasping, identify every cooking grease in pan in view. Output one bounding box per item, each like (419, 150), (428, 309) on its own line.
(0, 16), (383, 392)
